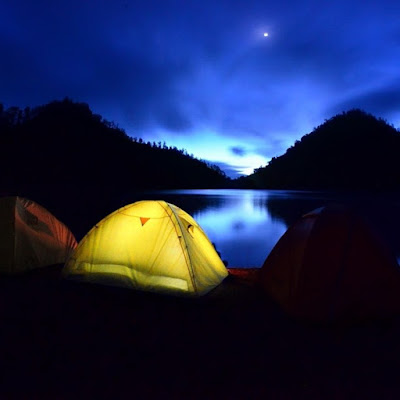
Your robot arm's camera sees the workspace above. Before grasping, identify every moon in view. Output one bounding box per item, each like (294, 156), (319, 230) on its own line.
(263, 32), (269, 37)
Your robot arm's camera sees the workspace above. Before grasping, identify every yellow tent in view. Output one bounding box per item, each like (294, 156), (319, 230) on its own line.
(63, 200), (228, 296)
(0, 196), (77, 274)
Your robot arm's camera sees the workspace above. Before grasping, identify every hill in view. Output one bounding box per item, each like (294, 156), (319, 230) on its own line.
(242, 109), (400, 190)
(0, 98), (229, 191)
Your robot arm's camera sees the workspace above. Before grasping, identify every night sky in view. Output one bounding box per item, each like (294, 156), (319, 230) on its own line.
(1, 0), (400, 178)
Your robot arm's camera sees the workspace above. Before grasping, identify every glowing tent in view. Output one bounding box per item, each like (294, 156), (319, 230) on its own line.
(63, 200), (228, 296)
(259, 204), (400, 322)
(0, 196), (77, 274)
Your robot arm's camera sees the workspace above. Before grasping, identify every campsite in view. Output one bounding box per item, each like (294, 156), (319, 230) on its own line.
(2, 101), (400, 398)
(3, 0), (400, 395)
(1, 191), (400, 398)
(2, 92), (400, 399)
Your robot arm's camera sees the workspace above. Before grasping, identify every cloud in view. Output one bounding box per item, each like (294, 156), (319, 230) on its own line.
(0, 0), (197, 133)
(230, 146), (247, 156)
(329, 81), (400, 120)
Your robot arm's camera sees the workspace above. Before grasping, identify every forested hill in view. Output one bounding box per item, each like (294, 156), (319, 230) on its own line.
(242, 109), (400, 190)
(0, 99), (229, 191)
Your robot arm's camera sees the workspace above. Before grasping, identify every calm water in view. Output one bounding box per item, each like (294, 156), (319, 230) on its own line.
(123, 189), (400, 268)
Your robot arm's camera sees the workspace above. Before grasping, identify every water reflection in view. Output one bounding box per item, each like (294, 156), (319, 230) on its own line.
(264, 191), (342, 227)
(133, 189), (287, 267)
(124, 189), (400, 268)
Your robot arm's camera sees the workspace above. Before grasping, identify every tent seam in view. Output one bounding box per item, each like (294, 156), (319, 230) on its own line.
(158, 201), (197, 294)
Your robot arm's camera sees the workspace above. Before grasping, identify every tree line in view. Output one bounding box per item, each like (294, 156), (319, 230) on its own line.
(0, 98), (230, 192)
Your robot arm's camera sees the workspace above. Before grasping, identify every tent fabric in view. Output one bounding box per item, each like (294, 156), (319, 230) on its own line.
(63, 200), (228, 296)
(0, 196), (78, 274)
(259, 204), (400, 322)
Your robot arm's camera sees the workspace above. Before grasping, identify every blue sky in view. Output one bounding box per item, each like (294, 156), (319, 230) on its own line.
(1, 0), (400, 178)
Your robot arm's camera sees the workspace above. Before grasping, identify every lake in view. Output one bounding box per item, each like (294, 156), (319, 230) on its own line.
(122, 189), (400, 268)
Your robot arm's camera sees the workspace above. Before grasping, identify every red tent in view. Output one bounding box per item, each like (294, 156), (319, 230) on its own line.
(259, 204), (400, 323)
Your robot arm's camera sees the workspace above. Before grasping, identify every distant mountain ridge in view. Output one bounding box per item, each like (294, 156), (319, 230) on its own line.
(0, 98), (230, 192)
(2, 101), (399, 194)
(243, 109), (400, 190)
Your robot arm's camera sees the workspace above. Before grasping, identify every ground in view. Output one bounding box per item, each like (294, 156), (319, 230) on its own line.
(1, 267), (400, 399)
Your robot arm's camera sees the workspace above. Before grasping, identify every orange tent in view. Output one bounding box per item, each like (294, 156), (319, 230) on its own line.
(259, 204), (400, 323)
(0, 196), (77, 273)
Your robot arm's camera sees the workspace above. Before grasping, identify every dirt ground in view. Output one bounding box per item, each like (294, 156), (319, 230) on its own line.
(1, 267), (400, 399)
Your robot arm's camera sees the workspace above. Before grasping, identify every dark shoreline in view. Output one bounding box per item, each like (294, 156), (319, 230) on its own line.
(1, 266), (400, 399)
